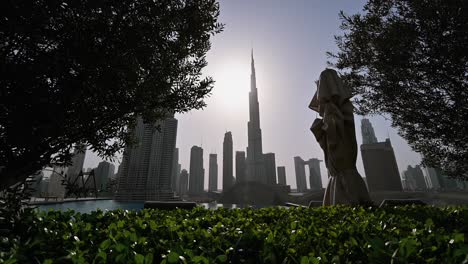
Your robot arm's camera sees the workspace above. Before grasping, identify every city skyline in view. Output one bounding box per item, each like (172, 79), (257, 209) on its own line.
(83, 0), (422, 190)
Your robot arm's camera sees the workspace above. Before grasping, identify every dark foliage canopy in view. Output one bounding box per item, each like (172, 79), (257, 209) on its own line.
(0, 0), (223, 188)
(328, 0), (468, 180)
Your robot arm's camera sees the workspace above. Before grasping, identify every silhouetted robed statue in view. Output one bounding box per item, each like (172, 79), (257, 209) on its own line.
(309, 69), (371, 205)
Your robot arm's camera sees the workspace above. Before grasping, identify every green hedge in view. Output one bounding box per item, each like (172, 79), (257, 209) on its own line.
(2, 206), (468, 263)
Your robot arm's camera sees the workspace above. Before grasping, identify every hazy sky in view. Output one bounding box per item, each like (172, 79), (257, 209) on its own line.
(84, 0), (422, 190)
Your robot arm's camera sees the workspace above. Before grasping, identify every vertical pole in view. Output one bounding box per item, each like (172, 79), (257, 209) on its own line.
(92, 170), (98, 198)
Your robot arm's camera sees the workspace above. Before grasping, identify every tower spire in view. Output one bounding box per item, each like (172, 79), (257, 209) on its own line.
(246, 49), (265, 183)
(251, 49), (254, 68)
(250, 49), (256, 92)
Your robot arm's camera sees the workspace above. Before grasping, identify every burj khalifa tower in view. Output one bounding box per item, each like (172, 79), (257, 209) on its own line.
(246, 50), (266, 184)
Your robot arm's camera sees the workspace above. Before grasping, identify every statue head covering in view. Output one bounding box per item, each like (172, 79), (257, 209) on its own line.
(309, 68), (352, 116)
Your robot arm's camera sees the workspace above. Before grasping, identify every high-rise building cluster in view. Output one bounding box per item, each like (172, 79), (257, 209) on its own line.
(402, 165), (427, 191)
(108, 53), (468, 202)
(44, 147), (87, 198)
(25, 51), (468, 203)
(111, 51), (285, 200)
(403, 166), (468, 192)
(357, 119), (468, 193)
(202, 51), (285, 195)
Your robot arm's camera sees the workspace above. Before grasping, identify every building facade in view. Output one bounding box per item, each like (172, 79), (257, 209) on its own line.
(361, 138), (403, 192)
(294, 157), (322, 192)
(424, 167), (440, 189)
(361, 118), (378, 144)
(171, 148), (180, 193)
(208, 154), (218, 192)
(264, 153), (277, 185)
(48, 167), (66, 198)
(277, 166), (287, 185)
(189, 146), (204, 194)
(403, 165), (427, 191)
(115, 117), (178, 201)
(179, 169), (189, 196)
(223, 132), (234, 191)
(294, 156), (307, 192)
(29, 171), (44, 197)
(40, 177), (50, 196)
(67, 147), (86, 184)
(94, 161), (115, 191)
(306, 158), (322, 191)
(235, 151), (247, 183)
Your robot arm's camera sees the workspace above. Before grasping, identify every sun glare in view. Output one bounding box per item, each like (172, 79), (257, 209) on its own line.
(211, 61), (250, 111)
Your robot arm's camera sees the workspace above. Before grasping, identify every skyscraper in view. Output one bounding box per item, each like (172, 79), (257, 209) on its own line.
(158, 118), (178, 195)
(403, 165), (427, 191)
(94, 161), (115, 191)
(116, 117), (178, 201)
(40, 176), (50, 196)
(306, 158), (322, 191)
(361, 138), (403, 192)
(235, 151), (247, 183)
(208, 154), (218, 192)
(424, 167), (440, 189)
(294, 156), (307, 192)
(67, 146), (86, 184)
(264, 153), (277, 185)
(223, 132), (234, 191)
(177, 164), (181, 191)
(171, 148), (180, 193)
(48, 167), (66, 198)
(293, 157), (322, 192)
(277, 166), (287, 185)
(361, 118), (378, 144)
(189, 146), (204, 194)
(179, 169), (189, 196)
(30, 171), (44, 197)
(246, 50), (266, 184)
(427, 167), (462, 191)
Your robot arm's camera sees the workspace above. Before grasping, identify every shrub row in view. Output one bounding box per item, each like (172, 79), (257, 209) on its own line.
(1, 205), (467, 263)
